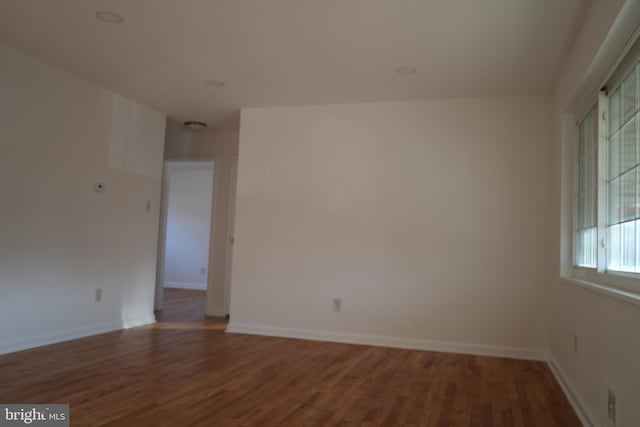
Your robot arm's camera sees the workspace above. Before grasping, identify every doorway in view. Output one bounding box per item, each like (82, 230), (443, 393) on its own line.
(155, 160), (215, 314)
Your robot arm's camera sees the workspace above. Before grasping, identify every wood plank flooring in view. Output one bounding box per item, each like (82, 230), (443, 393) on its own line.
(0, 288), (580, 426)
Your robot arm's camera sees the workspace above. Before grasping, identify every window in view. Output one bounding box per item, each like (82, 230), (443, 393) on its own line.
(575, 106), (598, 268)
(573, 46), (640, 288)
(607, 66), (640, 273)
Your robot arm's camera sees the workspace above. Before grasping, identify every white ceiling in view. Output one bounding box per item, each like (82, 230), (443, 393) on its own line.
(0, 0), (587, 130)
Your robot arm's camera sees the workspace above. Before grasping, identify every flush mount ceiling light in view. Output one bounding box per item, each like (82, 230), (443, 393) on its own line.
(95, 11), (124, 23)
(205, 80), (226, 87)
(183, 121), (207, 131)
(395, 66), (417, 75)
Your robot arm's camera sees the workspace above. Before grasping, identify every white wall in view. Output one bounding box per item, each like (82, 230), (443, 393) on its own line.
(228, 96), (553, 358)
(163, 162), (214, 290)
(164, 127), (239, 315)
(550, 1), (640, 426)
(0, 46), (165, 354)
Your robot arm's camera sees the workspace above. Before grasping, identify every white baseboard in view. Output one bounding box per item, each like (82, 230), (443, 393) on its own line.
(547, 355), (599, 427)
(122, 314), (157, 329)
(226, 323), (548, 361)
(0, 312), (157, 356)
(164, 281), (207, 291)
(206, 307), (227, 317)
(0, 320), (123, 356)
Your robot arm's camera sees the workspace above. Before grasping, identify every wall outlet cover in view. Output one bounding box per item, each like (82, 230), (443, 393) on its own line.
(601, 377), (618, 426)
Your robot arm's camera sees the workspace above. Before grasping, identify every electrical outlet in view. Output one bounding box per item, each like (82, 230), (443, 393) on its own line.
(201, 267), (206, 275)
(607, 389), (616, 425)
(602, 378), (618, 426)
(573, 333), (579, 356)
(332, 298), (341, 312)
(95, 288), (102, 302)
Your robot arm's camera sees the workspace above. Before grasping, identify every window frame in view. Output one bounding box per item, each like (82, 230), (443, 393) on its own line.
(571, 64), (640, 295)
(573, 104), (598, 269)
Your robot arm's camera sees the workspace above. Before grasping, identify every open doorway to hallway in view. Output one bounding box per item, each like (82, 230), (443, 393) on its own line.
(156, 288), (227, 328)
(160, 123), (239, 319)
(155, 160), (215, 318)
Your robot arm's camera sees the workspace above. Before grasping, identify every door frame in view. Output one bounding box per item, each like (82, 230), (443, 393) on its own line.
(223, 157), (238, 316)
(154, 158), (217, 311)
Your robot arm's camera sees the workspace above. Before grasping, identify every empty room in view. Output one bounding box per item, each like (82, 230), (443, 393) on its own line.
(1, 1), (639, 426)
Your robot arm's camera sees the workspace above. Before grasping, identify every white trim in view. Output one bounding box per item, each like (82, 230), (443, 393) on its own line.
(596, 91), (608, 273)
(154, 162), (170, 311)
(121, 314), (157, 329)
(206, 157), (221, 316)
(1, 313), (157, 355)
(206, 307), (227, 317)
(561, 275), (640, 306)
(163, 281), (207, 291)
(547, 355), (600, 427)
(223, 157), (238, 316)
(0, 320), (123, 355)
(225, 323), (547, 361)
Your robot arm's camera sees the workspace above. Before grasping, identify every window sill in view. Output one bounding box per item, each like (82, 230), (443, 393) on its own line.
(560, 276), (640, 307)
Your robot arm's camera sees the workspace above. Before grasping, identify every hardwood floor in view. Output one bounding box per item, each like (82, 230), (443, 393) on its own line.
(0, 288), (580, 426)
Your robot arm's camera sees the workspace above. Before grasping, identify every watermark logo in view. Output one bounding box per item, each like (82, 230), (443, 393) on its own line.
(0, 405), (68, 426)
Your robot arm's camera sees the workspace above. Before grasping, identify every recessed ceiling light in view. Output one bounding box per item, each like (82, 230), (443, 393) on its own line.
(95, 11), (124, 24)
(395, 66), (417, 75)
(183, 121), (207, 131)
(205, 80), (226, 87)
